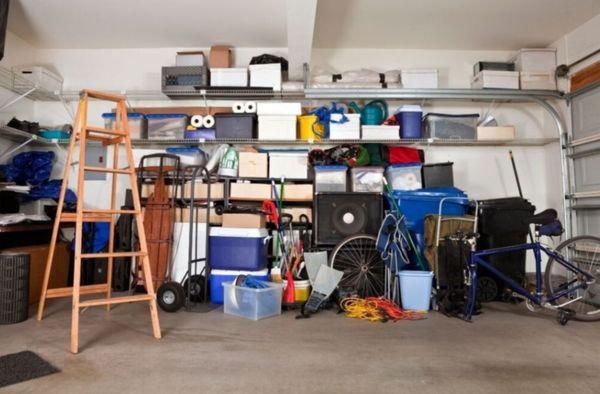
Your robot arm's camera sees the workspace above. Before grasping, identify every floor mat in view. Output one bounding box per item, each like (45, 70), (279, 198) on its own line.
(0, 351), (59, 388)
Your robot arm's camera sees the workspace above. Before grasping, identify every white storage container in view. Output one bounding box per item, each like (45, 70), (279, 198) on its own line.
(314, 165), (348, 192)
(12, 66), (63, 92)
(223, 282), (283, 320)
(519, 71), (557, 90)
(361, 125), (400, 140)
(477, 126), (515, 141)
(258, 115), (297, 140)
(329, 113), (361, 140)
(249, 63), (282, 91)
(385, 164), (423, 191)
(512, 48), (557, 72)
(401, 69), (438, 89)
(176, 51), (205, 66)
(268, 151), (309, 179)
(210, 68), (248, 87)
(471, 71), (519, 89)
(351, 167), (385, 192)
(256, 102), (302, 115)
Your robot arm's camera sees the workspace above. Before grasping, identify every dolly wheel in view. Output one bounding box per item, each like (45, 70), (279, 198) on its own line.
(557, 309), (574, 326)
(157, 281), (185, 313)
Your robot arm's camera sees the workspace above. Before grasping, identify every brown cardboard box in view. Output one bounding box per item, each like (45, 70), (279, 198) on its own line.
(175, 207), (223, 224)
(209, 45), (232, 68)
(183, 182), (225, 200)
(230, 182), (272, 201)
(3, 242), (70, 305)
(276, 184), (313, 201)
(222, 213), (266, 228)
(239, 152), (268, 178)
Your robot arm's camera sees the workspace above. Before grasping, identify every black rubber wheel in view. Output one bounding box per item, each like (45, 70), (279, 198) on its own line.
(157, 281), (185, 313)
(557, 310), (570, 326)
(477, 276), (498, 303)
(183, 275), (208, 303)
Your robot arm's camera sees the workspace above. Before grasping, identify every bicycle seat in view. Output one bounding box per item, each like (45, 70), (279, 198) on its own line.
(524, 209), (557, 225)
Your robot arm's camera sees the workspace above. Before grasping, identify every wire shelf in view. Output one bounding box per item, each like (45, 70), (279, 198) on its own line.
(0, 66), (61, 102)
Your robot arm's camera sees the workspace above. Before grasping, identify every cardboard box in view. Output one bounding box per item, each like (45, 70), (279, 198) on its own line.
(239, 152), (268, 178)
(2, 242), (70, 305)
(175, 207), (223, 224)
(176, 51), (205, 66)
(183, 182), (225, 200)
(477, 126), (516, 140)
(222, 213), (266, 228)
(230, 182), (272, 201)
(276, 184), (313, 201)
(209, 45), (232, 68)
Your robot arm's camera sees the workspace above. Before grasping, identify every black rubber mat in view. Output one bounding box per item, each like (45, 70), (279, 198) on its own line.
(0, 351), (59, 388)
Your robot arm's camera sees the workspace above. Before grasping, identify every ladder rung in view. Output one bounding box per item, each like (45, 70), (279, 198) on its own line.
(83, 209), (140, 215)
(83, 89), (126, 102)
(79, 294), (154, 308)
(85, 135), (124, 145)
(46, 284), (109, 299)
(86, 126), (127, 136)
(84, 166), (132, 174)
(81, 251), (147, 259)
(60, 212), (113, 222)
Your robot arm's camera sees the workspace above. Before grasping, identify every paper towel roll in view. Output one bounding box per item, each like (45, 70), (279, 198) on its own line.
(244, 101), (257, 113)
(202, 115), (215, 129)
(190, 115), (204, 128)
(232, 102), (245, 113)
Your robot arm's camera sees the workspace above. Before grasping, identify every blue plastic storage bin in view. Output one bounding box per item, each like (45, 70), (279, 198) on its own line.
(395, 187), (469, 234)
(102, 112), (147, 139)
(398, 270), (433, 310)
(210, 269), (269, 304)
(209, 227), (269, 271)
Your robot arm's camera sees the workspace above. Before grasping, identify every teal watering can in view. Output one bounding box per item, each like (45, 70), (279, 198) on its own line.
(348, 100), (388, 125)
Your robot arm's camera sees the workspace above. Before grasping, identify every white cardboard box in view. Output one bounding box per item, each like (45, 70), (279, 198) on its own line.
(362, 125), (400, 140)
(512, 48), (557, 72)
(176, 51), (205, 66)
(329, 113), (361, 140)
(210, 68), (248, 87)
(268, 151), (309, 179)
(256, 102), (302, 115)
(401, 69), (438, 89)
(249, 63), (282, 91)
(477, 126), (516, 140)
(258, 115), (297, 140)
(471, 70), (519, 89)
(520, 71), (557, 90)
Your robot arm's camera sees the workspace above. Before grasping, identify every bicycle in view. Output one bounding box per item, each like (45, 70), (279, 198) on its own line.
(465, 208), (600, 325)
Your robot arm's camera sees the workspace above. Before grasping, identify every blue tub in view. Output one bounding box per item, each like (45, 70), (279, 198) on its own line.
(397, 105), (423, 139)
(399, 270), (433, 310)
(209, 227), (269, 271)
(210, 269), (269, 304)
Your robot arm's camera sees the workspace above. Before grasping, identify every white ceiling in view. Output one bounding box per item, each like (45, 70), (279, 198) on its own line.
(314, 0), (600, 49)
(7, 0), (600, 50)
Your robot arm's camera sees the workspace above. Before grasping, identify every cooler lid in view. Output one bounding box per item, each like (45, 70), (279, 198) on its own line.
(210, 227), (269, 237)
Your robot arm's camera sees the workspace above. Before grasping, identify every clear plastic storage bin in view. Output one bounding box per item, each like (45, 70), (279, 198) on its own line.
(423, 113), (478, 140)
(351, 167), (385, 192)
(223, 282), (283, 320)
(147, 114), (187, 140)
(102, 112), (147, 139)
(314, 165), (348, 192)
(385, 164), (422, 191)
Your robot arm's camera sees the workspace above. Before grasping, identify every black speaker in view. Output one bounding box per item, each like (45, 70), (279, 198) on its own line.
(314, 193), (383, 245)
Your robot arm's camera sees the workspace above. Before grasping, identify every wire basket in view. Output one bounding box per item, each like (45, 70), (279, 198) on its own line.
(0, 253), (30, 324)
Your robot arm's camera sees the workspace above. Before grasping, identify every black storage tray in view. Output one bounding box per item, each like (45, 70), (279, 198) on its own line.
(214, 113), (256, 139)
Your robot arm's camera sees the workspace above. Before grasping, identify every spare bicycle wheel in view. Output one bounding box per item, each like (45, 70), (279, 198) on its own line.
(329, 234), (385, 298)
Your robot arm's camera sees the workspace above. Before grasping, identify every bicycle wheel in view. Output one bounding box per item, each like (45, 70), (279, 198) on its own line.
(329, 234), (385, 298)
(544, 235), (600, 321)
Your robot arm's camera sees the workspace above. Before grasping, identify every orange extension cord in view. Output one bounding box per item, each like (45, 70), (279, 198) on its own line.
(340, 297), (427, 322)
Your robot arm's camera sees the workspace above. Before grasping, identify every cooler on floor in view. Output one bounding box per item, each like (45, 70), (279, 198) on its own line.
(209, 227), (269, 270)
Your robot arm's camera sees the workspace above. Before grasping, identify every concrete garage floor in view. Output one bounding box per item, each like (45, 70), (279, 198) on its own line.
(2, 299), (600, 393)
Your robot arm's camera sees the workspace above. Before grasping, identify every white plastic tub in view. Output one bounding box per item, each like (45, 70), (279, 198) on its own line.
(268, 151), (309, 179)
(398, 270), (433, 311)
(258, 115), (297, 140)
(512, 48), (557, 72)
(401, 69), (438, 89)
(361, 125), (400, 140)
(520, 71), (557, 90)
(314, 165), (348, 192)
(351, 167), (385, 192)
(249, 63), (282, 91)
(471, 71), (519, 89)
(329, 113), (361, 140)
(223, 282), (283, 320)
(210, 68), (248, 87)
(385, 164), (422, 191)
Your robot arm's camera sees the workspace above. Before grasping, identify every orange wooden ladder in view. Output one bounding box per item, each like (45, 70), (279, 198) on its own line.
(36, 89), (161, 353)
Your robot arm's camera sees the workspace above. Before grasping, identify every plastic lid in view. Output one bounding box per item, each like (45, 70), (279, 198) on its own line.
(211, 269), (269, 276)
(423, 162), (453, 167)
(102, 112), (144, 119)
(396, 187), (468, 202)
(399, 105), (422, 112)
(424, 113), (479, 118)
(146, 113), (188, 119)
(387, 163), (422, 169)
(166, 147), (204, 155)
(210, 227), (268, 237)
(398, 270), (434, 277)
(314, 165), (348, 171)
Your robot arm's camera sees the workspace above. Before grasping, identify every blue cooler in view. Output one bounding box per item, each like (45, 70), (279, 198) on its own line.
(210, 269), (269, 304)
(397, 105), (423, 139)
(209, 227), (269, 270)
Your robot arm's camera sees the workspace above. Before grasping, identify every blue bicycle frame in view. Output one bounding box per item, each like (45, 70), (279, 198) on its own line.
(466, 241), (596, 320)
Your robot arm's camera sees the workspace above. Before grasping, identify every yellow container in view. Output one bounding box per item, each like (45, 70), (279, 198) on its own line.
(298, 115), (324, 142)
(283, 280), (312, 303)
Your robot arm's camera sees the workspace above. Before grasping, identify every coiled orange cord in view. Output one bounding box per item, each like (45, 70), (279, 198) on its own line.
(340, 297), (427, 322)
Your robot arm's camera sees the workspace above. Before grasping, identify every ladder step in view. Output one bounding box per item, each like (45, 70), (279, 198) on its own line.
(84, 166), (132, 174)
(83, 89), (126, 102)
(46, 284), (109, 299)
(60, 212), (113, 222)
(85, 135), (124, 146)
(86, 126), (127, 136)
(83, 209), (140, 215)
(79, 294), (154, 308)
(81, 251), (147, 259)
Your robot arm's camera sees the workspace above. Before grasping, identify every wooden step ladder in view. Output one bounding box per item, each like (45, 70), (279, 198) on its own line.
(37, 89), (161, 353)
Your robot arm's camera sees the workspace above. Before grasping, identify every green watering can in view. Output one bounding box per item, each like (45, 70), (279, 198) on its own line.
(349, 100), (388, 125)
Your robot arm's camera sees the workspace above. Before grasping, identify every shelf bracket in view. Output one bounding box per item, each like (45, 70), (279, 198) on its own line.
(0, 87), (36, 112)
(0, 136), (36, 161)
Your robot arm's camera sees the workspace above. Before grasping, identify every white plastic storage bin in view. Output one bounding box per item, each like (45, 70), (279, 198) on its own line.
(314, 165), (348, 192)
(147, 114), (187, 140)
(257, 102), (302, 115)
(471, 71), (519, 89)
(385, 164), (422, 191)
(210, 68), (248, 87)
(249, 63), (282, 91)
(102, 112), (146, 139)
(519, 71), (557, 90)
(258, 115), (297, 140)
(210, 269), (269, 304)
(12, 66), (63, 92)
(329, 113), (361, 140)
(512, 48), (557, 72)
(268, 150), (309, 179)
(223, 282), (283, 320)
(361, 125), (400, 140)
(401, 69), (438, 89)
(423, 113), (478, 140)
(351, 167), (385, 192)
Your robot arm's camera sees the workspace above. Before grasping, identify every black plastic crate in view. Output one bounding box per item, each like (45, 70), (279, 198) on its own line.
(422, 162), (454, 188)
(215, 113), (256, 139)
